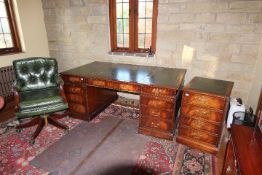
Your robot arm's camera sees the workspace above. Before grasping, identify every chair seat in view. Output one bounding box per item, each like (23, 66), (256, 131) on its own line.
(17, 87), (68, 119)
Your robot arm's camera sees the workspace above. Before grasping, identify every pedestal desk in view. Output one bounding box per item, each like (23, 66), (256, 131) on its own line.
(61, 61), (186, 140)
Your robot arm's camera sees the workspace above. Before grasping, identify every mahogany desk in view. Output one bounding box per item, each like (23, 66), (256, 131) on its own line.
(61, 61), (186, 140)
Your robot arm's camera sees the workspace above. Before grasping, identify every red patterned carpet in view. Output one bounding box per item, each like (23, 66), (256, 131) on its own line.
(0, 104), (216, 175)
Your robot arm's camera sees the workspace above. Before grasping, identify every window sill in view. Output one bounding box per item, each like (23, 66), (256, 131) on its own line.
(108, 51), (155, 58)
(0, 50), (23, 56)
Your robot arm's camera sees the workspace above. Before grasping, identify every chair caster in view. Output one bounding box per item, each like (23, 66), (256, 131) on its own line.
(64, 128), (69, 134)
(16, 129), (22, 133)
(29, 139), (35, 145)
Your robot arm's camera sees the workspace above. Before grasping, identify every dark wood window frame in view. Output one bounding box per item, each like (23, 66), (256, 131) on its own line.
(0, 0), (21, 55)
(109, 0), (158, 54)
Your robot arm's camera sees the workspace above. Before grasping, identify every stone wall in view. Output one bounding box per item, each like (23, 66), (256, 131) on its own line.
(42, 0), (262, 105)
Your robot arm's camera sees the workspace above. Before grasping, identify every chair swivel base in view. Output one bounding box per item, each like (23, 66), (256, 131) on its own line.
(16, 111), (69, 144)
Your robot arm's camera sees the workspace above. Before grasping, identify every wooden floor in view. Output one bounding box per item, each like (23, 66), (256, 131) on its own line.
(0, 99), (226, 174)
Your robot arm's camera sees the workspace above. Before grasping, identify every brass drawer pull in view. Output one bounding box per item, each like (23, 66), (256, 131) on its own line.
(151, 122), (160, 128)
(151, 111), (161, 116)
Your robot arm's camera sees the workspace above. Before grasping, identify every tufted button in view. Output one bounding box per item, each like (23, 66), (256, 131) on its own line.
(40, 74), (48, 83)
(29, 75), (37, 84)
(44, 61), (52, 71)
(32, 62), (42, 74)
(20, 64), (29, 74)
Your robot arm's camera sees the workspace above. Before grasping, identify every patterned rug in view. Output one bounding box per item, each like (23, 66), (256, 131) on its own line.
(0, 104), (216, 175)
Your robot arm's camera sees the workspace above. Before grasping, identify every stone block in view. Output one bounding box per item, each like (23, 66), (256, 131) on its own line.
(195, 13), (216, 23)
(158, 4), (180, 14)
(183, 2), (228, 13)
(69, 0), (84, 6)
(157, 15), (169, 24)
(229, 1), (262, 13)
(217, 13), (247, 24)
(255, 24), (262, 33)
(231, 54), (257, 65)
(249, 14), (262, 23)
(208, 33), (240, 42)
(169, 14), (196, 23)
(240, 44), (259, 56)
(226, 25), (254, 33)
(87, 16), (107, 24)
(204, 24), (225, 32)
(158, 24), (179, 31)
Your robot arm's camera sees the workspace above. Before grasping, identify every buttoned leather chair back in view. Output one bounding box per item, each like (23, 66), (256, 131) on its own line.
(13, 57), (58, 92)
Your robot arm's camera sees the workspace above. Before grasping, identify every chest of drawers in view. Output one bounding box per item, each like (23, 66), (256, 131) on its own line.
(176, 77), (233, 154)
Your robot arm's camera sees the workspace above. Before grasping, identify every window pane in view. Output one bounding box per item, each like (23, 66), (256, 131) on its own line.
(0, 2), (7, 18)
(138, 34), (145, 49)
(122, 3), (129, 18)
(145, 34), (151, 49)
(0, 22), (3, 33)
(116, 0), (129, 48)
(123, 18), (129, 33)
(116, 3), (123, 18)
(0, 33), (6, 48)
(117, 19), (123, 33)
(138, 0), (153, 49)
(146, 2), (153, 17)
(138, 19), (145, 33)
(1, 18), (11, 33)
(117, 34), (123, 47)
(4, 33), (13, 47)
(138, 1), (146, 18)
(146, 20), (152, 33)
(123, 34), (129, 47)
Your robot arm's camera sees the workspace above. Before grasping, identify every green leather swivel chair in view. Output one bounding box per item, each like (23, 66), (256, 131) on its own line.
(13, 57), (69, 144)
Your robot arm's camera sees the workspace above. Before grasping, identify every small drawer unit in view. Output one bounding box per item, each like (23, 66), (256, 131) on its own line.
(176, 77), (233, 155)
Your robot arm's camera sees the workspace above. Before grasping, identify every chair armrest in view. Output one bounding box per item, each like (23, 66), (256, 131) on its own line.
(12, 81), (20, 112)
(56, 74), (64, 86)
(56, 74), (68, 104)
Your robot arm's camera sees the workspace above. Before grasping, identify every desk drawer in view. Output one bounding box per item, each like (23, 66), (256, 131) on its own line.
(183, 92), (226, 110)
(68, 103), (86, 114)
(66, 93), (85, 104)
(140, 117), (173, 131)
(88, 79), (140, 93)
(180, 116), (221, 134)
(142, 86), (175, 97)
(63, 75), (85, 84)
(88, 79), (106, 87)
(181, 104), (224, 123)
(107, 81), (140, 93)
(178, 125), (218, 145)
(64, 85), (84, 94)
(140, 95), (175, 109)
(140, 105), (174, 120)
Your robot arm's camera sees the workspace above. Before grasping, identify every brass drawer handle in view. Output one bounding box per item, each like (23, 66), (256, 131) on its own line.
(151, 111), (161, 116)
(226, 165), (232, 173)
(193, 120), (204, 128)
(151, 122), (160, 127)
(92, 80), (105, 86)
(120, 84), (132, 91)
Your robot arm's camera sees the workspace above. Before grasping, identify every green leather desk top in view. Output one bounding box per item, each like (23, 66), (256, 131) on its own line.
(61, 61), (187, 89)
(184, 76), (234, 96)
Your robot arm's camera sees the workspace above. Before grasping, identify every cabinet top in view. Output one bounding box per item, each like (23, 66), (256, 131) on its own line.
(184, 77), (234, 97)
(61, 61), (186, 89)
